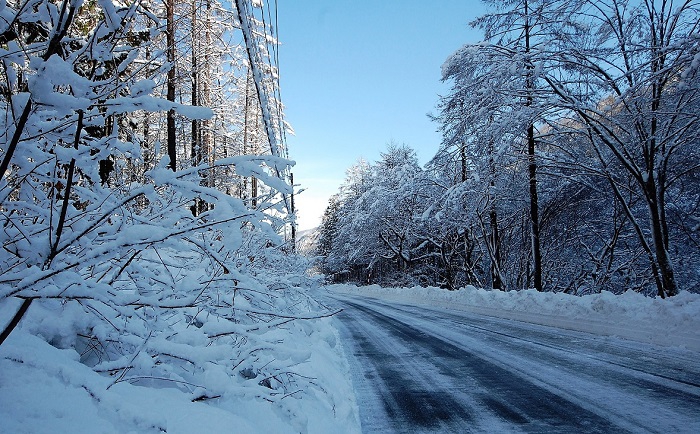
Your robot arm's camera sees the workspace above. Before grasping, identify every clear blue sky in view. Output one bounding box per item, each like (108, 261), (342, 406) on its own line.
(278, 1), (485, 230)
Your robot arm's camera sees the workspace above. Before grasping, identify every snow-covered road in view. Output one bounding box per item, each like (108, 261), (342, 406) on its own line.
(329, 293), (700, 433)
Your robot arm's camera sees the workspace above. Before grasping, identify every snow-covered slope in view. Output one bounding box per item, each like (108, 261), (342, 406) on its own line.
(328, 284), (700, 351)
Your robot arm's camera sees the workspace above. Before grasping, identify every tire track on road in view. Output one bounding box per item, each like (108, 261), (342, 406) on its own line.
(339, 299), (624, 433)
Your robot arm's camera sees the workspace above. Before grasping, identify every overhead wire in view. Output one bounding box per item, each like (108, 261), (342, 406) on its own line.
(261, 0), (294, 241)
(235, 0), (292, 213)
(260, 0), (287, 159)
(267, 0), (286, 160)
(273, 0), (288, 160)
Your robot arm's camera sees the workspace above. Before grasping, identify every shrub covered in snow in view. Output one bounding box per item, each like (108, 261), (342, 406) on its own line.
(0, 1), (357, 432)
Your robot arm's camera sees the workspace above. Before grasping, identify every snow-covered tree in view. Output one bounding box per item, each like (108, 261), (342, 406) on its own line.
(538, 0), (700, 297)
(430, 0), (700, 296)
(0, 0), (328, 415)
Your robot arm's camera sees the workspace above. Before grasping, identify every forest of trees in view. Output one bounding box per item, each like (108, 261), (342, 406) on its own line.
(317, 0), (700, 298)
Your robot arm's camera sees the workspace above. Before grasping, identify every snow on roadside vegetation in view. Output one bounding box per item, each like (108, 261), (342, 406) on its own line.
(329, 284), (700, 351)
(0, 293), (360, 434)
(0, 1), (360, 430)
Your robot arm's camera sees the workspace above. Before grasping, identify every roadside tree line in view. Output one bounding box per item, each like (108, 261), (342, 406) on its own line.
(317, 0), (700, 297)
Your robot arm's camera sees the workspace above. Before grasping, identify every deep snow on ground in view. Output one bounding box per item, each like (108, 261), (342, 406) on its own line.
(0, 298), (360, 434)
(3, 283), (699, 433)
(328, 284), (700, 351)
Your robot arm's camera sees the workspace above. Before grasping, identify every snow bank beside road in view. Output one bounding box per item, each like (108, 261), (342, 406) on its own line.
(329, 285), (700, 351)
(0, 300), (360, 434)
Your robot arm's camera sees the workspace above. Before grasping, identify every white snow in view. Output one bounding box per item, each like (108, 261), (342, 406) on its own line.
(328, 285), (700, 433)
(328, 284), (700, 351)
(4, 279), (698, 433)
(0, 297), (360, 433)
(0, 329), (262, 434)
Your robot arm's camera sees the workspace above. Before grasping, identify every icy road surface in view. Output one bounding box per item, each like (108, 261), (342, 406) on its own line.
(329, 293), (700, 433)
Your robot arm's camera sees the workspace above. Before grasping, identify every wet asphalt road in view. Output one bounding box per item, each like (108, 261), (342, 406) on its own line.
(329, 293), (700, 433)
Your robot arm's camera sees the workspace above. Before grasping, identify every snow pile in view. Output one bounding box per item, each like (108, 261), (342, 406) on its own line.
(329, 284), (700, 351)
(0, 294), (359, 433)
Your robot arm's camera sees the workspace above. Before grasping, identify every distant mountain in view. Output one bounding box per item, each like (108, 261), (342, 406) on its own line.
(296, 227), (320, 255)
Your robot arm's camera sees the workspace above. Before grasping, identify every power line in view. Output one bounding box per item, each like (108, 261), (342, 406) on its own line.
(234, 0), (291, 212)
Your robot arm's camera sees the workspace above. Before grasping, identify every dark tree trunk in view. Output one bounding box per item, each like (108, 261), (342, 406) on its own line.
(487, 137), (503, 290)
(290, 172), (296, 251)
(527, 123), (543, 291)
(490, 206), (503, 290)
(646, 175), (678, 298)
(190, 2), (202, 216)
(524, 0), (543, 291)
(460, 142), (467, 182)
(166, 0), (177, 172)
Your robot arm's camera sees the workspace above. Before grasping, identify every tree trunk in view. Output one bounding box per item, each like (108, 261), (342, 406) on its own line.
(490, 206), (503, 290)
(143, 48), (152, 177)
(191, 0), (199, 166)
(646, 177), (678, 298)
(524, 0), (543, 291)
(527, 123), (542, 291)
(190, 0), (201, 216)
(0, 298), (33, 346)
(166, 0), (177, 171)
(460, 142), (467, 182)
(487, 137), (503, 290)
(645, 67), (678, 297)
(290, 172), (296, 251)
